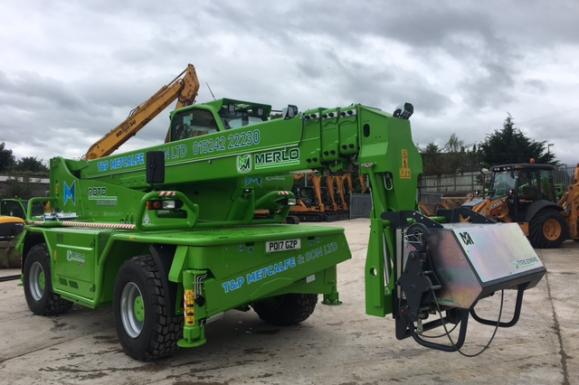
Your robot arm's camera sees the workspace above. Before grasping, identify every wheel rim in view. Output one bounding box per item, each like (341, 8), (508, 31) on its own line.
(543, 218), (562, 241)
(29, 261), (45, 301)
(120, 282), (145, 338)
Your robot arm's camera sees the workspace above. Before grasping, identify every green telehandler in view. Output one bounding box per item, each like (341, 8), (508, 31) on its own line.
(18, 86), (545, 360)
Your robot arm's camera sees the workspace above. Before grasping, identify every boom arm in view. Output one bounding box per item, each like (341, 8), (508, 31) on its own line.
(84, 64), (199, 160)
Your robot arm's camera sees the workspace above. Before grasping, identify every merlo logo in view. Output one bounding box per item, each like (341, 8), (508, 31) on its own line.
(237, 154), (252, 174)
(63, 181), (76, 206)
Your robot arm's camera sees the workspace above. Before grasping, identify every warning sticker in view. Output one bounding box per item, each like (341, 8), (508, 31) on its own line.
(399, 149), (411, 179)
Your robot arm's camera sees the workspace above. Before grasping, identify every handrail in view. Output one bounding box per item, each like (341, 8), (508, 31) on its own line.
(25, 197), (56, 222)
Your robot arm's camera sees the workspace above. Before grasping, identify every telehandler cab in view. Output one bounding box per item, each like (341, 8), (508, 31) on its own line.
(18, 69), (545, 361)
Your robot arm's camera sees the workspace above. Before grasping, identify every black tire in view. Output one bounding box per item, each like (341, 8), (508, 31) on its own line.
(252, 293), (318, 326)
(286, 215), (300, 224)
(23, 243), (73, 316)
(113, 255), (182, 361)
(529, 209), (568, 248)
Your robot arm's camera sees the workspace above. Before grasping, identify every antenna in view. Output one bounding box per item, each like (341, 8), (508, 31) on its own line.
(206, 82), (216, 100)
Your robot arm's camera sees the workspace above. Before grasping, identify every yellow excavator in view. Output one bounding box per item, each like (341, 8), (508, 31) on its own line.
(463, 162), (579, 248)
(559, 164), (579, 242)
(0, 199), (26, 268)
(84, 64), (199, 160)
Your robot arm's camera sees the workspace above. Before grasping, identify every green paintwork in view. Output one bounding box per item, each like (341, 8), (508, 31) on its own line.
(18, 97), (422, 350)
(38, 270), (45, 291)
(133, 295), (144, 322)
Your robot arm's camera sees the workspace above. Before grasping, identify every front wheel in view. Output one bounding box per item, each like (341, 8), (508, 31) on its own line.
(113, 255), (182, 361)
(252, 293), (318, 326)
(529, 209), (567, 248)
(23, 243), (73, 316)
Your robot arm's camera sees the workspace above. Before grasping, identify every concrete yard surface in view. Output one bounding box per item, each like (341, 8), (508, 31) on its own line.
(0, 219), (577, 385)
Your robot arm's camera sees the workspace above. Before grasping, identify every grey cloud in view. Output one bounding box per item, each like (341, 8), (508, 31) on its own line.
(522, 79), (547, 93)
(0, 0), (578, 166)
(0, 70), (85, 110)
(460, 59), (516, 108)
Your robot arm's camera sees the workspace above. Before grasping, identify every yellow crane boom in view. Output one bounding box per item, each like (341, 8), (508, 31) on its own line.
(84, 64), (199, 160)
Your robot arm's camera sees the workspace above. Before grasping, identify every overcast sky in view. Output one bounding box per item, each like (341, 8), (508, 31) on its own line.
(1, 0), (578, 166)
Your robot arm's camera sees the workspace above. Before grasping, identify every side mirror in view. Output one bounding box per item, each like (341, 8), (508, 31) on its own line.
(146, 151), (165, 186)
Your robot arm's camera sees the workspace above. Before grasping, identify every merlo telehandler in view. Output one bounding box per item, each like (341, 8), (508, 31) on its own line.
(18, 68), (545, 361)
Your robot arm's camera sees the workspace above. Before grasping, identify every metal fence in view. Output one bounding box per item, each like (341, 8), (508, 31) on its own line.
(419, 171), (482, 195)
(419, 165), (576, 195)
(554, 165), (576, 186)
(0, 175), (50, 199)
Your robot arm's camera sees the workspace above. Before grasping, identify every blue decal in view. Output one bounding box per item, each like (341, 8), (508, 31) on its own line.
(243, 176), (262, 187)
(221, 242), (339, 295)
(221, 257), (297, 294)
(246, 257), (296, 284)
(222, 276), (245, 294)
(63, 181), (76, 206)
(97, 152), (145, 173)
(110, 152), (145, 170)
(97, 161), (109, 172)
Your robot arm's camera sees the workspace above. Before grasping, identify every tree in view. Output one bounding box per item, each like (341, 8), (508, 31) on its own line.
(424, 143), (440, 154)
(14, 157), (48, 173)
(0, 142), (16, 172)
(480, 115), (557, 166)
(421, 142), (444, 175)
(421, 134), (484, 176)
(444, 133), (464, 153)
(4, 179), (32, 199)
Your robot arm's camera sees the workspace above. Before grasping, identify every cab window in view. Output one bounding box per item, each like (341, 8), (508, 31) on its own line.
(219, 104), (267, 129)
(516, 171), (538, 200)
(171, 109), (218, 141)
(517, 169), (555, 201)
(539, 170), (555, 201)
(491, 171), (516, 197)
(0, 200), (25, 219)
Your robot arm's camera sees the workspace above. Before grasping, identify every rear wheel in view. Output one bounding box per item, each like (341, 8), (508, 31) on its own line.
(252, 293), (318, 326)
(113, 255), (182, 361)
(529, 209), (567, 248)
(23, 243), (73, 316)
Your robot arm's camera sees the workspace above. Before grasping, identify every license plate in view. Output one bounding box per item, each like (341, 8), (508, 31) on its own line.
(265, 239), (301, 253)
